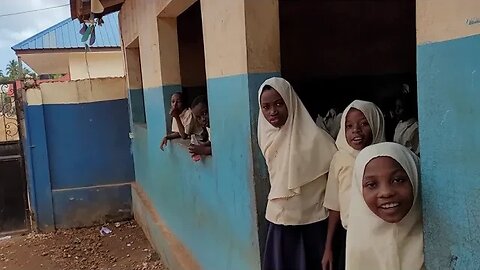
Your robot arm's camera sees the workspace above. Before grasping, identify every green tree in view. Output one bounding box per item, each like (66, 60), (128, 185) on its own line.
(6, 60), (19, 79)
(0, 70), (8, 84)
(4, 60), (36, 80)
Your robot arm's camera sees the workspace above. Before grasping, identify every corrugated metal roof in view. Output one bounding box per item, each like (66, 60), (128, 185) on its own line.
(12, 12), (120, 51)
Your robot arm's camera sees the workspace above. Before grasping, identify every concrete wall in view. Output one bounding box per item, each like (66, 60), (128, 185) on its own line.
(69, 51), (125, 80)
(119, 0), (278, 269)
(118, 1), (480, 269)
(416, 0), (480, 269)
(24, 78), (134, 230)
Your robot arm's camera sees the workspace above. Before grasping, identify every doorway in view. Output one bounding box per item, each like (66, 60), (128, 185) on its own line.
(0, 81), (29, 235)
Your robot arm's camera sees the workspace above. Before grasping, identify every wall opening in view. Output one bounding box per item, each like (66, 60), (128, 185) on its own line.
(125, 38), (146, 125)
(279, 0), (417, 142)
(177, 1), (207, 107)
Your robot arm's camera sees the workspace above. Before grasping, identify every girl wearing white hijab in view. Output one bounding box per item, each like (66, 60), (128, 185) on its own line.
(346, 142), (424, 270)
(258, 77), (337, 270)
(323, 100), (385, 270)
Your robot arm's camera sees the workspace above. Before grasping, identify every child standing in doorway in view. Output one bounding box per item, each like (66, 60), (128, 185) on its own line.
(258, 77), (337, 270)
(323, 100), (385, 270)
(160, 92), (202, 150)
(393, 91), (420, 155)
(346, 142), (424, 270)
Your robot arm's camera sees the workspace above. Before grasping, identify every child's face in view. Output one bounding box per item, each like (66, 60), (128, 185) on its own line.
(260, 88), (288, 128)
(171, 94), (184, 111)
(345, 108), (373, 150)
(362, 156), (414, 223)
(192, 103), (209, 128)
(394, 99), (405, 119)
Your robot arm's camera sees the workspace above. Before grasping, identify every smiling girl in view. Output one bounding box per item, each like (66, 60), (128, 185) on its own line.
(346, 142), (424, 270)
(323, 100), (385, 270)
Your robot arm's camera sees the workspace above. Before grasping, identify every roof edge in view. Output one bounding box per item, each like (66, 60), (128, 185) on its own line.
(11, 18), (73, 51)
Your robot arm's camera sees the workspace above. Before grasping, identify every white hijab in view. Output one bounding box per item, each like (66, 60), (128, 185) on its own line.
(336, 100), (386, 157)
(346, 142), (424, 270)
(257, 77), (337, 199)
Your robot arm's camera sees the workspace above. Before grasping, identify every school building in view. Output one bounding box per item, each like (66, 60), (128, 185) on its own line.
(69, 0), (479, 269)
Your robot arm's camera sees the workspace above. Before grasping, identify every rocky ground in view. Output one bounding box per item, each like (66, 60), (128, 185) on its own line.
(0, 220), (166, 270)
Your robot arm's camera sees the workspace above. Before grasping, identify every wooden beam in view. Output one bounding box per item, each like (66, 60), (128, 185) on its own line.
(70, 0), (125, 19)
(101, 0), (125, 7)
(158, 0), (197, 18)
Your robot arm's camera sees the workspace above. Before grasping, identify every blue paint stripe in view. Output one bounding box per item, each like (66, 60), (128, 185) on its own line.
(417, 34), (480, 269)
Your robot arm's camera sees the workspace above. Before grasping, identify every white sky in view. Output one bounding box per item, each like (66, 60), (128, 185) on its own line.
(0, 0), (70, 73)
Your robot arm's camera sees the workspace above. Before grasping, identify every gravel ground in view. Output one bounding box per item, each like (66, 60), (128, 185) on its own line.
(0, 220), (167, 270)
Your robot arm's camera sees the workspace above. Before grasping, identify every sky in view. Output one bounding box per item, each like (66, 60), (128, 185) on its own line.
(0, 0), (70, 74)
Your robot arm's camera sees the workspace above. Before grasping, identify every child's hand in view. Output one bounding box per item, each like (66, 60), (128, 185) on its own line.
(169, 107), (180, 118)
(321, 247), (333, 270)
(189, 144), (209, 156)
(160, 137), (168, 151)
(188, 144), (202, 155)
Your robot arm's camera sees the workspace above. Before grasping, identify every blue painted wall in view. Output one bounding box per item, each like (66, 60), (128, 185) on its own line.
(26, 98), (135, 229)
(417, 34), (480, 269)
(43, 100), (134, 189)
(24, 104), (55, 230)
(129, 73), (276, 270)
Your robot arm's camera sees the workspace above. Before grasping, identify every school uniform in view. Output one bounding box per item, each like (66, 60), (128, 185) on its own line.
(394, 118), (420, 155)
(324, 100), (386, 269)
(346, 142), (424, 270)
(257, 77), (337, 270)
(325, 109), (343, 139)
(171, 108), (203, 135)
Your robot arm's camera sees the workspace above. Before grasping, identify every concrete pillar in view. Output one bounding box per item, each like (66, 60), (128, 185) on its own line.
(200, 0), (280, 266)
(416, 0), (480, 268)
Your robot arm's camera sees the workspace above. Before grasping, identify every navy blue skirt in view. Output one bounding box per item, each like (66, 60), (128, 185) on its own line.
(262, 219), (328, 270)
(332, 225), (346, 270)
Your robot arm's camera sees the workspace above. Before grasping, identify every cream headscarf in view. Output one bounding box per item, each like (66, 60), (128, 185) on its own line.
(346, 142), (424, 270)
(257, 77), (337, 199)
(336, 100), (386, 157)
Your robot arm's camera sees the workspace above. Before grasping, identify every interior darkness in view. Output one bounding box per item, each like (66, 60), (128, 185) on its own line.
(279, 0), (417, 139)
(177, 2), (207, 108)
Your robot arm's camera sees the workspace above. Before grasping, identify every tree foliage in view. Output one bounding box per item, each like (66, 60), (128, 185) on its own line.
(1, 60), (36, 81)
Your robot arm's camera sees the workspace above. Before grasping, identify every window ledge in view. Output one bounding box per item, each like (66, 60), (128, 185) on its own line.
(171, 138), (212, 161)
(171, 138), (190, 149)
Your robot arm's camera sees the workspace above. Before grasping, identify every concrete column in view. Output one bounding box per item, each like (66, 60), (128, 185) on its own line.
(200, 0), (280, 267)
(417, 0), (480, 268)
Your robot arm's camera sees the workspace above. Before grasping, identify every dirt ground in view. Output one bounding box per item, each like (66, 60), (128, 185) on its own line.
(0, 220), (167, 270)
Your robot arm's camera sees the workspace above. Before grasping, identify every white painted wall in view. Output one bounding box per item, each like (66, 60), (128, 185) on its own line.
(69, 51), (125, 80)
(27, 78), (127, 105)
